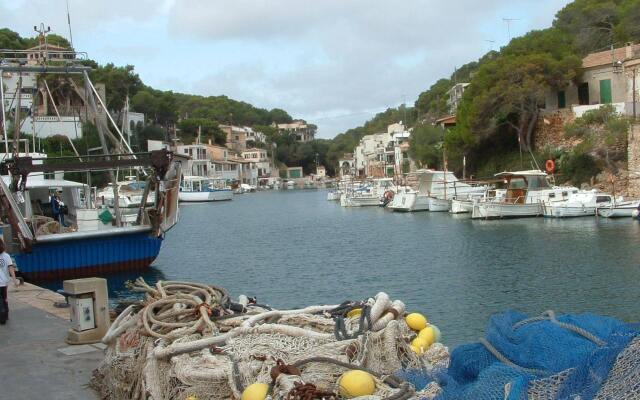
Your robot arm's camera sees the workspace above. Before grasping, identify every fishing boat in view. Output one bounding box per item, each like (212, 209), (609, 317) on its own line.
(0, 44), (182, 280)
(179, 176), (233, 202)
(542, 190), (612, 218)
(388, 170), (485, 212)
(597, 200), (640, 218)
(471, 170), (577, 219)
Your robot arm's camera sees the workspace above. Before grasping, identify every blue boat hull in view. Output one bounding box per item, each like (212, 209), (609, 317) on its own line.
(13, 231), (162, 280)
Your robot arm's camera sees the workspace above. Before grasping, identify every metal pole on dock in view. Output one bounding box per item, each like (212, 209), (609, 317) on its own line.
(0, 69), (9, 156)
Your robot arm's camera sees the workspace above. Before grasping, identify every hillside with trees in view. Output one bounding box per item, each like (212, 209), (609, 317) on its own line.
(342, 0), (640, 184)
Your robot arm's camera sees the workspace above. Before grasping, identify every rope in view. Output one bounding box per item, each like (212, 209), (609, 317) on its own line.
(479, 337), (547, 376)
(513, 310), (606, 346)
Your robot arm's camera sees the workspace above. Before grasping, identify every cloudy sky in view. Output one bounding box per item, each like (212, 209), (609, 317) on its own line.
(1, 0), (571, 138)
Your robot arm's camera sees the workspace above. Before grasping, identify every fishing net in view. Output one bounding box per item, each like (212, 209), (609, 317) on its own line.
(92, 278), (447, 400)
(420, 310), (640, 400)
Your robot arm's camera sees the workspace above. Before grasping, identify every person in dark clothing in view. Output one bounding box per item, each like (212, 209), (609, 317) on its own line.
(51, 190), (68, 227)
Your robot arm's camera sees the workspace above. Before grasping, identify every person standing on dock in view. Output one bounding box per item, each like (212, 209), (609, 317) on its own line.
(0, 238), (18, 324)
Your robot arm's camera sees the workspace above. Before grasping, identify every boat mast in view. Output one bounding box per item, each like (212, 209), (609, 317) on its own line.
(12, 76), (23, 158)
(82, 71), (122, 226)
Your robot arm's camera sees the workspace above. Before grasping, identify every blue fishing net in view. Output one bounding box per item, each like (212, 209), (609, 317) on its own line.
(402, 310), (640, 400)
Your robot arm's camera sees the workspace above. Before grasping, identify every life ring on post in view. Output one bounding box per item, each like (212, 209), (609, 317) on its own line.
(545, 159), (556, 174)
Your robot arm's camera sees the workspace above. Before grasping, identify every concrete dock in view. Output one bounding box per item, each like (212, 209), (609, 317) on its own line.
(0, 283), (102, 399)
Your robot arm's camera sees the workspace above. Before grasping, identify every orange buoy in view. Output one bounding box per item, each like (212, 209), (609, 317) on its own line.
(545, 159), (555, 174)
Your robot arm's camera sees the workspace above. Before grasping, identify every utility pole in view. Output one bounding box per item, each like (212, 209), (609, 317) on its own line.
(502, 18), (520, 41)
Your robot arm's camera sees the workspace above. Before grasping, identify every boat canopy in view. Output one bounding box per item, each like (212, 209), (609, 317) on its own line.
(1, 175), (86, 189)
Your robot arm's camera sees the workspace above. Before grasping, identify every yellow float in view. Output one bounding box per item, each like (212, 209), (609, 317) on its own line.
(347, 308), (362, 318)
(418, 326), (435, 347)
(411, 336), (428, 353)
(241, 383), (269, 400)
(405, 313), (428, 331)
(338, 370), (376, 398)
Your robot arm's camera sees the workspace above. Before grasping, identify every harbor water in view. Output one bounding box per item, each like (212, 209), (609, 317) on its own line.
(39, 190), (640, 347)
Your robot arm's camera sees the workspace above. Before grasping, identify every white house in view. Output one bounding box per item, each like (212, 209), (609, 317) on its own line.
(241, 147), (271, 178)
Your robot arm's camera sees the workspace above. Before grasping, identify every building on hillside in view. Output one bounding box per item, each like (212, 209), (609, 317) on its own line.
(1, 70), (84, 139)
(206, 144), (241, 183)
(229, 155), (258, 186)
(220, 124), (248, 152)
(435, 115), (457, 129)
(447, 83), (470, 113)
(242, 148), (272, 178)
(544, 42), (640, 117)
(123, 111), (145, 140)
(316, 165), (326, 179)
(286, 167), (304, 179)
(275, 120), (316, 142)
(25, 43), (75, 65)
(353, 122), (415, 177)
(338, 153), (355, 179)
(244, 126), (266, 144)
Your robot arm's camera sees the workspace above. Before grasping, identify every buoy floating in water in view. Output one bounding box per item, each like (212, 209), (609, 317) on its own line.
(405, 313), (428, 331)
(339, 370), (376, 398)
(241, 383), (269, 400)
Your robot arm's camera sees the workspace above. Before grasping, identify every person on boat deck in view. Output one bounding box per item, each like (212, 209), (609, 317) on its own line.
(0, 238), (18, 325)
(50, 190), (68, 227)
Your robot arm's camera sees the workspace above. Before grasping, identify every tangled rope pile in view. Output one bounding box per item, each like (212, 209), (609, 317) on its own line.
(91, 278), (449, 400)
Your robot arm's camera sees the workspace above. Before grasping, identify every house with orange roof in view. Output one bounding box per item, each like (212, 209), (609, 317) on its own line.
(544, 42), (640, 117)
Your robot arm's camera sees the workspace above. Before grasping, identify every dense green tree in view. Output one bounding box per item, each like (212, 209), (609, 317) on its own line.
(90, 64), (143, 112)
(177, 118), (225, 145)
(408, 124), (445, 168)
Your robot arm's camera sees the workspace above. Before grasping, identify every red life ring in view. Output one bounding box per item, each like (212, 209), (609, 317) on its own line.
(545, 159), (555, 173)
(384, 190), (394, 200)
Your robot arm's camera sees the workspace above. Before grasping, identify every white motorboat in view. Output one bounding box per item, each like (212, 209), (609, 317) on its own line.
(97, 176), (154, 208)
(388, 170), (485, 212)
(340, 178), (396, 207)
(597, 200), (640, 218)
(543, 190), (612, 218)
(327, 190), (342, 201)
(428, 197), (450, 212)
(472, 170), (578, 219)
(451, 190), (506, 214)
(285, 180), (295, 190)
(179, 176), (233, 202)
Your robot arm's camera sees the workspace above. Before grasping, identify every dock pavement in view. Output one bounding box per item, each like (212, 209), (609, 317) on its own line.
(0, 282), (102, 399)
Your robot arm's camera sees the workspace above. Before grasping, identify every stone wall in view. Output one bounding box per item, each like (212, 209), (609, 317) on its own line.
(627, 124), (640, 198)
(534, 109), (579, 150)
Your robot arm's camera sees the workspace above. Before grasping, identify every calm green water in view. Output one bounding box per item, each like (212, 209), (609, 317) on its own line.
(59, 190), (640, 347)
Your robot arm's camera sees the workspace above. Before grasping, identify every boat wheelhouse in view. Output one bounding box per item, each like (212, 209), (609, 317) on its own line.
(471, 170), (577, 219)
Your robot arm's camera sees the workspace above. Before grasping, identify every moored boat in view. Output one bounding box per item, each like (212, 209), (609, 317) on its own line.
(542, 190), (612, 218)
(0, 44), (182, 280)
(597, 200), (640, 218)
(472, 170), (577, 219)
(179, 176), (233, 202)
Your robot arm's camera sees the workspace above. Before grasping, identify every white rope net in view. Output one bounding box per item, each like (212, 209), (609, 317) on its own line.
(91, 278), (449, 400)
